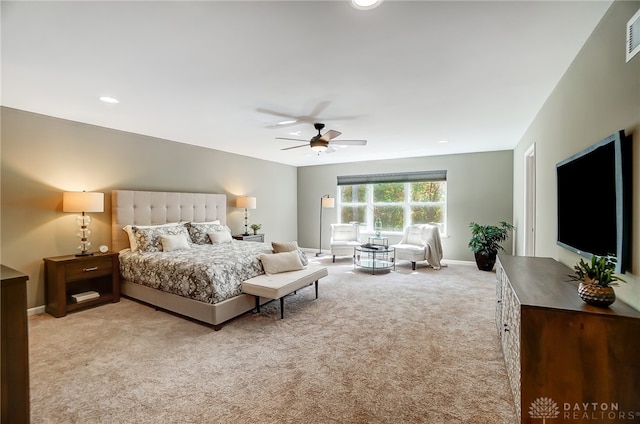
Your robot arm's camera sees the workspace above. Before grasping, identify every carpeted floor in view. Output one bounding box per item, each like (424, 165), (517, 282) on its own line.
(28, 256), (517, 423)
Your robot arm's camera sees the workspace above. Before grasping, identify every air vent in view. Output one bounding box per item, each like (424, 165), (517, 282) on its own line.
(627, 8), (640, 62)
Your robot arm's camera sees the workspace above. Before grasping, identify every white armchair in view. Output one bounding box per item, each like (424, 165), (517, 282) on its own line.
(392, 224), (444, 270)
(330, 223), (360, 263)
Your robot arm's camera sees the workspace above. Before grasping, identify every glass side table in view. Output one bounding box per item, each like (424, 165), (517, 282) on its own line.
(354, 245), (395, 275)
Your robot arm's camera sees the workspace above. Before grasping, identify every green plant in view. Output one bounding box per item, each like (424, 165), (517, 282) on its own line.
(250, 223), (262, 232)
(569, 255), (626, 287)
(468, 221), (514, 256)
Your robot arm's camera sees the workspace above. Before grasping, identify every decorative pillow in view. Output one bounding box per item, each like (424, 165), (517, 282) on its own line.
(260, 251), (304, 275)
(406, 226), (424, 245)
(187, 222), (231, 244)
(159, 234), (191, 252)
(208, 230), (232, 244)
(132, 224), (191, 253)
(272, 241), (309, 266)
(123, 223), (182, 252)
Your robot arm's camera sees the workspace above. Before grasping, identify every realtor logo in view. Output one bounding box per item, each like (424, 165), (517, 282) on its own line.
(529, 397), (560, 423)
(528, 397), (640, 421)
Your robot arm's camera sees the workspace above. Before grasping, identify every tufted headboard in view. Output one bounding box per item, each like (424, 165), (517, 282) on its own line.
(111, 190), (227, 253)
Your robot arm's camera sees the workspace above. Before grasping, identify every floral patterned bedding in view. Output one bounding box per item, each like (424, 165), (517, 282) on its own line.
(119, 240), (273, 304)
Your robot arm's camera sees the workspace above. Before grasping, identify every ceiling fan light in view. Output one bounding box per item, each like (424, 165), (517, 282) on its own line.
(311, 144), (327, 153)
(351, 0), (383, 10)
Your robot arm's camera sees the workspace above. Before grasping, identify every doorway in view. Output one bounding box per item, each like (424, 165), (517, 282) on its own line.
(524, 144), (536, 256)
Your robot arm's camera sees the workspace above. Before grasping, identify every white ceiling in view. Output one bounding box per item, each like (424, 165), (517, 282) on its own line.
(1, 0), (613, 167)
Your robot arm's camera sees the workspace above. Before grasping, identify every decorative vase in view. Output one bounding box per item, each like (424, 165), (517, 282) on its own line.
(253, 230), (258, 235)
(474, 252), (496, 271)
(578, 282), (616, 307)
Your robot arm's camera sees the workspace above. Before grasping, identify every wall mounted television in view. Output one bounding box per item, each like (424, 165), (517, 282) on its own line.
(556, 129), (632, 273)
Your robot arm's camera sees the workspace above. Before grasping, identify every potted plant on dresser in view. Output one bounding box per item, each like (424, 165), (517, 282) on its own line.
(569, 255), (626, 307)
(468, 221), (514, 271)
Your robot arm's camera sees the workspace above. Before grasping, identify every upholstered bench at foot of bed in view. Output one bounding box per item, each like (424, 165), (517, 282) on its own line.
(241, 266), (328, 319)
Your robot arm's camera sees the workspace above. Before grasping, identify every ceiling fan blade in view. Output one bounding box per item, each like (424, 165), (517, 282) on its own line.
(308, 101), (331, 118)
(256, 108), (298, 120)
(329, 139), (367, 146)
(318, 115), (359, 121)
(281, 144), (308, 151)
(276, 137), (308, 142)
(319, 130), (342, 142)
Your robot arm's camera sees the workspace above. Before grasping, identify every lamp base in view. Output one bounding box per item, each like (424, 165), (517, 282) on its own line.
(75, 251), (94, 257)
(315, 252), (326, 257)
(242, 232), (251, 236)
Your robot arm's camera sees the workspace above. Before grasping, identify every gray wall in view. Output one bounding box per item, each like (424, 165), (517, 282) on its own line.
(1, 107), (298, 309)
(297, 151), (514, 261)
(513, 1), (640, 310)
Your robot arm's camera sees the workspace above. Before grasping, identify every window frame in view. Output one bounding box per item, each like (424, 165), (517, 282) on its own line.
(337, 180), (447, 236)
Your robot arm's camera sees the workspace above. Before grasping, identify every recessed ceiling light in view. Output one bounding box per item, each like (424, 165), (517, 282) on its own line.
(438, 140), (449, 144)
(351, 0), (383, 11)
(277, 119), (296, 125)
(289, 131), (302, 136)
(99, 96), (119, 104)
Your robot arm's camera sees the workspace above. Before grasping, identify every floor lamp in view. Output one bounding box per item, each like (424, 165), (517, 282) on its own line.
(316, 194), (335, 257)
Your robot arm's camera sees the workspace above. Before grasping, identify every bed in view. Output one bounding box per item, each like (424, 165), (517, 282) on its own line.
(111, 190), (275, 330)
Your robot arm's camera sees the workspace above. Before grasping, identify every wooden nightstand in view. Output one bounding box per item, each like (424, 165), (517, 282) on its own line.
(44, 252), (120, 317)
(232, 234), (265, 242)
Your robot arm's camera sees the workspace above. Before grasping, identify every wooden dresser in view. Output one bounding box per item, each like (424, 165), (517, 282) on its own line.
(1, 265), (30, 423)
(496, 255), (640, 423)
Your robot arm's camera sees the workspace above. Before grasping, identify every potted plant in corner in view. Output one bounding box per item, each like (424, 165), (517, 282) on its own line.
(250, 223), (262, 235)
(569, 255), (626, 307)
(468, 221), (514, 271)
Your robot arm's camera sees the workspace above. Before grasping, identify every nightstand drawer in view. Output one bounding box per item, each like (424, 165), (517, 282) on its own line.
(65, 256), (112, 282)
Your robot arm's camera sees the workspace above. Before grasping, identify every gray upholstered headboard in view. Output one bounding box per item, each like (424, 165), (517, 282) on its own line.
(111, 190), (227, 252)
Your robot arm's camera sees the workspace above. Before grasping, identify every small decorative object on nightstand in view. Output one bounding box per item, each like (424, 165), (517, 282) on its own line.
(44, 251), (120, 317)
(250, 223), (262, 235)
(232, 234), (265, 243)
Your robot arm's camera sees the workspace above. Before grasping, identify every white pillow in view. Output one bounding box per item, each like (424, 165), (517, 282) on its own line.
(192, 220), (220, 225)
(123, 223), (182, 252)
(260, 251), (304, 275)
(208, 231), (232, 244)
(159, 234), (191, 252)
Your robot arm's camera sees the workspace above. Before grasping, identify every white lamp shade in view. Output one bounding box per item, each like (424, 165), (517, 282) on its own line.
(322, 197), (335, 208)
(237, 196), (256, 209)
(63, 192), (104, 213)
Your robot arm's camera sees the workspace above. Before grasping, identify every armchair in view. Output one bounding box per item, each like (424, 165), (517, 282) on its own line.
(392, 224), (444, 270)
(330, 223), (360, 263)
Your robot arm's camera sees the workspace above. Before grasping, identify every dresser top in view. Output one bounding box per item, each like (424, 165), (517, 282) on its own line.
(497, 255), (640, 318)
(1, 265), (29, 285)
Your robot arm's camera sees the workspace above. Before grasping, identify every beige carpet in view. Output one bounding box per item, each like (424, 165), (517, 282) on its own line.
(28, 257), (517, 423)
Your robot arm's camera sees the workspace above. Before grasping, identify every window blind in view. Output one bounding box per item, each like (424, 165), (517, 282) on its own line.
(337, 170), (447, 186)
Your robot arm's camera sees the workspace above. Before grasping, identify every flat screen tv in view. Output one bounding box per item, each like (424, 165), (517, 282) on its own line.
(556, 129), (632, 273)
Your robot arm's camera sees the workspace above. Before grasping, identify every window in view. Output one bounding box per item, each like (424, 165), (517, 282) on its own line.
(337, 171), (447, 235)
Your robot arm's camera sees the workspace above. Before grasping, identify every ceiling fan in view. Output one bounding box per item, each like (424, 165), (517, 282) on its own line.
(257, 101), (358, 129)
(277, 123), (367, 153)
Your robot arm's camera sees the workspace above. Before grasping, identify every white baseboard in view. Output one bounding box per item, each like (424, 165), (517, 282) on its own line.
(441, 259), (476, 266)
(28, 305), (46, 316)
